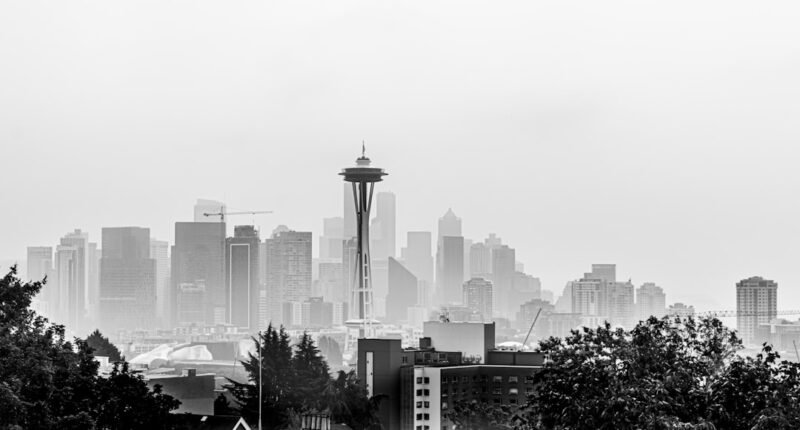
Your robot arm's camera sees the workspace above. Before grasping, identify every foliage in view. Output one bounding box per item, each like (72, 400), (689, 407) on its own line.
(445, 399), (521, 430)
(229, 326), (382, 430)
(214, 392), (235, 416)
(523, 316), (800, 430)
(0, 266), (180, 430)
(86, 329), (124, 362)
(94, 362), (180, 430)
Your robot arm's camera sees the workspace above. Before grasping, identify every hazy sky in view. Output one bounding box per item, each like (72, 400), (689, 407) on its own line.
(2, 1), (799, 312)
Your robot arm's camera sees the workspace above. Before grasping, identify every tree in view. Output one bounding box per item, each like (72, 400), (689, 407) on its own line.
(522, 316), (800, 430)
(86, 329), (124, 362)
(324, 370), (384, 430)
(94, 362), (180, 430)
(292, 332), (331, 410)
(0, 266), (180, 430)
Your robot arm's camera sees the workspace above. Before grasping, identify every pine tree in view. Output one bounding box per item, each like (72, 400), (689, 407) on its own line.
(292, 332), (330, 410)
(86, 329), (124, 362)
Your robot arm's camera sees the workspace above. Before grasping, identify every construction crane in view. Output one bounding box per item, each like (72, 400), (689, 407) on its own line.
(203, 209), (273, 223)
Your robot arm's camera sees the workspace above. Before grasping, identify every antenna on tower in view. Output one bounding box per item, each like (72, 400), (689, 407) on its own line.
(362, 140), (366, 158)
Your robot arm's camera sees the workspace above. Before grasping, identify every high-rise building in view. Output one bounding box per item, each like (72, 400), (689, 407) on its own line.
(436, 236), (464, 305)
(463, 277), (493, 322)
(589, 264), (616, 283)
(302, 297), (334, 328)
(150, 238), (170, 327)
(177, 282), (206, 325)
(491, 245), (516, 318)
(342, 237), (358, 319)
(571, 279), (607, 328)
(87, 242), (100, 322)
(513, 271), (542, 304)
(401, 232), (434, 305)
(172, 222), (226, 326)
(319, 260), (345, 303)
(607, 281), (635, 329)
(27, 246), (54, 317)
(59, 229), (89, 330)
(26, 246), (53, 283)
(226, 226), (260, 330)
(343, 183), (356, 239)
(370, 192), (396, 260)
(386, 257), (417, 324)
(469, 242), (492, 278)
(635, 282), (666, 322)
(319, 217), (344, 260)
(194, 199), (225, 223)
(737, 276), (778, 347)
(668, 302), (695, 318)
(54, 244), (78, 327)
(437, 208), (461, 241)
(265, 229), (312, 327)
(99, 227), (156, 333)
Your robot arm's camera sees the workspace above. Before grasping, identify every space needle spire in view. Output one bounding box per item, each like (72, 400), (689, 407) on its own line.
(339, 144), (387, 338)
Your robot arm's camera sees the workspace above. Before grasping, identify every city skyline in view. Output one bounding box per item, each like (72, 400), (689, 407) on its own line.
(4, 1), (800, 315)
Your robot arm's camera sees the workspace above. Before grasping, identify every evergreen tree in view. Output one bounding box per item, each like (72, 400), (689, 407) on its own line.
(0, 266), (180, 430)
(86, 329), (124, 362)
(292, 332), (330, 410)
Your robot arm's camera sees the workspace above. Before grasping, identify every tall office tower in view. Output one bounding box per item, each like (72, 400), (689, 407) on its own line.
(226, 226), (260, 330)
(555, 282), (573, 313)
(400, 231), (434, 291)
(513, 271), (542, 304)
(319, 217), (345, 260)
(27, 246), (54, 317)
(342, 237), (358, 318)
(319, 261), (345, 303)
(462, 239), (472, 281)
(53, 245), (78, 326)
(150, 238), (170, 326)
(27, 246), (53, 282)
(372, 259), (389, 318)
(59, 229), (89, 330)
(87, 242), (100, 322)
(172, 222), (226, 326)
(340, 147), (387, 336)
(370, 192), (396, 260)
(635, 282), (666, 322)
(99, 227), (156, 333)
(668, 302), (696, 318)
(607, 281), (635, 329)
(437, 208), (462, 241)
(484, 233), (502, 249)
(571, 278), (607, 328)
(463, 277), (493, 322)
(737, 276), (778, 347)
(469, 242), (492, 278)
(383, 257), (416, 324)
(194, 199), (226, 223)
(436, 236), (464, 305)
(343, 183), (356, 239)
(177, 282), (206, 325)
(491, 245), (516, 318)
(589, 264), (616, 283)
(265, 229), (312, 327)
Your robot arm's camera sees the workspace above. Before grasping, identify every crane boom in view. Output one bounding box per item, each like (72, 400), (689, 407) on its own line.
(202, 210), (273, 222)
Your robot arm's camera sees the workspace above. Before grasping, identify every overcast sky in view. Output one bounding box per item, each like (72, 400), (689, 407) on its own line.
(2, 0), (799, 312)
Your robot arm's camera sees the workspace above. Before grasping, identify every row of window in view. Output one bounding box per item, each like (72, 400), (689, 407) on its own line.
(441, 375), (534, 384)
(415, 401), (431, 408)
(416, 376), (431, 384)
(415, 389), (431, 396)
(415, 426), (430, 430)
(442, 387), (529, 397)
(415, 413), (431, 421)
(441, 397), (520, 409)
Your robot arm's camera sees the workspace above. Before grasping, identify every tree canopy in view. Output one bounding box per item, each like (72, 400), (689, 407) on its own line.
(522, 316), (800, 430)
(0, 266), (180, 430)
(86, 329), (124, 362)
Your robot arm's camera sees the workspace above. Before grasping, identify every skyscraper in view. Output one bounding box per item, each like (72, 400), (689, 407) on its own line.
(54, 244), (78, 327)
(463, 277), (493, 322)
(150, 238), (170, 326)
(194, 199), (225, 223)
(437, 236), (464, 305)
(265, 229), (312, 327)
(99, 227), (156, 333)
(226, 225), (260, 330)
(737, 276), (778, 347)
(469, 242), (492, 278)
(491, 245), (515, 318)
(59, 229), (89, 330)
(26, 246), (53, 283)
(171, 222), (226, 326)
(386, 257), (417, 324)
(589, 264), (616, 283)
(607, 281), (635, 329)
(437, 208), (462, 241)
(370, 192), (396, 260)
(343, 183), (356, 239)
(319, 217), (344, 260)
(401, 231), (434, 301)
(635, 282), (666, 322)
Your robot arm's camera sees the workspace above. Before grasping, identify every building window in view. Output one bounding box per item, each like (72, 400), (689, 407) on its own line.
(510, 398), (518, 404)
(423, 389), (430, 396)
(509, 388), (519, 395)
(416, 427), (422, 430)
(493, 388), (502, 395)
(416, 377), (423, 384)
(442, 402), (448, 410)
(402, 356), (408, 364)
(424, 401), (430, 408)
(525, 375), (534, 384)
(416, 401), (422, 408)
(424, 377), (430, 384)
(424, 427), (430, 430)
(493, 376), (503, 383)
(416, 389), (422, 396)
(461, 376), (469, 383)
(509, 376), (519, 383)
(424, 414), (430, 420)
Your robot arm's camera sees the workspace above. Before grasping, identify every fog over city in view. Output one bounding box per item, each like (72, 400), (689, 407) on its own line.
(3, 0), (800, 315)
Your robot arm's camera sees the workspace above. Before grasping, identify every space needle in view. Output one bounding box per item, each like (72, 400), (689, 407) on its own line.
(340, 144), (387, 338)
